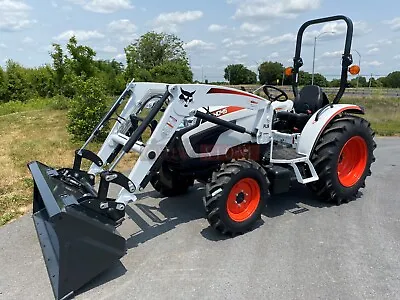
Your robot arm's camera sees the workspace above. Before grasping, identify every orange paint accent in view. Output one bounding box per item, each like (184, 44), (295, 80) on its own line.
(210, 106), (244, 117)
(322, 106), (363, 127)
(285, 67), (293, 76)
(207, 87), (264, 101)
(349, 65), (361, 75)
(337, 136), (368, 187)
(227, 106), (244, 113)
(226, 178), (260, 222)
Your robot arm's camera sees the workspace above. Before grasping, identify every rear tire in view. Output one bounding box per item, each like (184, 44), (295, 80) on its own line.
(150, 164), (194, 197)
(204, 160), (269, 236)
(308, 115), (376, 204)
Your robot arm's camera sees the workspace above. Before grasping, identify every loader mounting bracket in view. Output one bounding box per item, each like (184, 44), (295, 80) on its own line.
(73, 149), (104, 171)
(98, 171), (136, 200)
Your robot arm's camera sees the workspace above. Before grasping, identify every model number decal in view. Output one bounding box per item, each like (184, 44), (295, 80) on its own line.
(210, 106), (244, 117)
(212, 108), (228, 117)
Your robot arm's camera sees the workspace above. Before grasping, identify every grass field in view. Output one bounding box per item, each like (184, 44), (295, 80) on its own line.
(342, 96), (400, 136)
(0, 95), (398, 225)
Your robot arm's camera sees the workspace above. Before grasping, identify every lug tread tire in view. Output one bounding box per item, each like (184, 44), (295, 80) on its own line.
(308, 115), (376, 205)
(150, 164), (194, 197)
(204, 159), (269, 237)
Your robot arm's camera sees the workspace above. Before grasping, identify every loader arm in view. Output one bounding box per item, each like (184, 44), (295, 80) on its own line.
(90, 83), (274, 205)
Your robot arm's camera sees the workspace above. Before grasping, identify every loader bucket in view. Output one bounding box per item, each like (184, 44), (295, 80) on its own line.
(28, 161), (126, 300)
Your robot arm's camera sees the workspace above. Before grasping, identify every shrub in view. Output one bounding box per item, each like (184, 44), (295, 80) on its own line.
(67, 77), (109, 141)
(50, 95), (71, 110)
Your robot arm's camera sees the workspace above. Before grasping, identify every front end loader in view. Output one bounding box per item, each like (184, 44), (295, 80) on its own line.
(28, 15), (376, 299)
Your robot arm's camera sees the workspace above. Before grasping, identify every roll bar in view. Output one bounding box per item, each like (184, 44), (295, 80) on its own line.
(291, 15), (354, 104)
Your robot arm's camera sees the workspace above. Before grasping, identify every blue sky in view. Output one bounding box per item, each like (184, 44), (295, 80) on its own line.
(0, 0), (399, 82)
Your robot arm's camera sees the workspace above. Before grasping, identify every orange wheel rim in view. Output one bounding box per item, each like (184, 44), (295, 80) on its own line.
(226, 178), (261, 222)
(337, 136), (368, 187)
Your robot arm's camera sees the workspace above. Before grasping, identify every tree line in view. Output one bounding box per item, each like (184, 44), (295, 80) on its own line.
(0, 31), (399, 140)
(0, 32), (193, 104)
(224, 61), (400, 88)
(1, 32), (400, 105)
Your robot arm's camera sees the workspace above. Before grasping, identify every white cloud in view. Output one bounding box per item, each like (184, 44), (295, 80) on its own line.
(114, 53), (125, 61)
(366, 43), (378, 49)
(118, 33), (138, 43)
(353, 21), (371, 35)
(54, 30), (105, 41)
(366, 61), (383, 66)
(318, 21), (370, 38)
(231, 0), (320, 20)
(221, 56), (230, 62)
(321, 50), (342, 58)
(367, 47), (379, 55)
(184, 40), (215, 50)
(377, 39), (393, 46)
(269, 52), (279, 58)
(208, 24), (227, 32)
(225, 39), (247, 47)
(227, 50), (240, 56)
(154, 10), (203, 32)
(235, 54), (248, 60)
(240, 22), (268, 33)
(67, 0), (134, 13)
(0, 0), (36, 31)
(101, 45), (118, 53)
(22, 36), (34, 44)
(38, 44), (53, 53)
(384, 17), (400, 31)
(366, 39), (392, 49)
(0, 43), (6, 48)
(260, 33), (296, 45)
(394, 54), (400, 60)
(108, 19), (137, 33)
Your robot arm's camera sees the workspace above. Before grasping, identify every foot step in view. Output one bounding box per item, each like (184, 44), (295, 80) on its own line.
(272, 147), (306, 160)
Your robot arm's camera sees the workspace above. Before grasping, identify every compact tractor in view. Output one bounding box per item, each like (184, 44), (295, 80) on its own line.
(28, 16), (376, 299)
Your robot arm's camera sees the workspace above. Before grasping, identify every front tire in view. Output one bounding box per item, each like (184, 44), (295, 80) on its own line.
(150, 164), (194, 197)
(204, 160), (269, 236)
(308, 115), (376, 204)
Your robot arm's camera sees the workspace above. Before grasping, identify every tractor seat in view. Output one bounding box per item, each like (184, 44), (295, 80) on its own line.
(293, 85), (329, 114)
(276, 85), (329, 131)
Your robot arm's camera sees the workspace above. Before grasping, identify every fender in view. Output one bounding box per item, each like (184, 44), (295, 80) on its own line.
(297, 104), (364, 157)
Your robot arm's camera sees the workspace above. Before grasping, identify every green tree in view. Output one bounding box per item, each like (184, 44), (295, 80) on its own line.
(30, 65), (56, 97)
(313, 73), (328, 87)
(383, 71), (400, 88)
(95, 59), (126, 94)
(124, 32), (191, 81)
(258, 61), (284, 84)
(50, 43), (65, 88)
(370, 77), (384, 88)
(349, 76), (368, 88)
(125, 32), (188, 70)
(0, 66), (8, 102)
(65, 36), (97, 78)
(5, 60), (31, 102)
(224, 64), (257, 85)
(67, 77), (109, 141)
(329, 78), (341, 87)
(151, 60), (193, 83)
(298, 71), (312, 86)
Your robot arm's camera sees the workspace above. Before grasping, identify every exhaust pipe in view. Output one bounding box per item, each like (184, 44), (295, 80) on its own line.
(29, 161), (126, 300)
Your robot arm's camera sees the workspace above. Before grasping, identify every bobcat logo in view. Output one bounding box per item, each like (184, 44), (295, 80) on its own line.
(179, 88), (196, 107)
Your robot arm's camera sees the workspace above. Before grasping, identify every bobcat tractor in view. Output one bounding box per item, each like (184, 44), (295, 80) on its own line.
(28, 16), (376, 299)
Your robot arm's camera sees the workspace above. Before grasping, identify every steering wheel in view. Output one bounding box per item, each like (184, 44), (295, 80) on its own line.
(262, 85), (289, 102)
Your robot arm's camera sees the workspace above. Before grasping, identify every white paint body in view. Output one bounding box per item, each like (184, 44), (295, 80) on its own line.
(87, 82), (362, 205)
